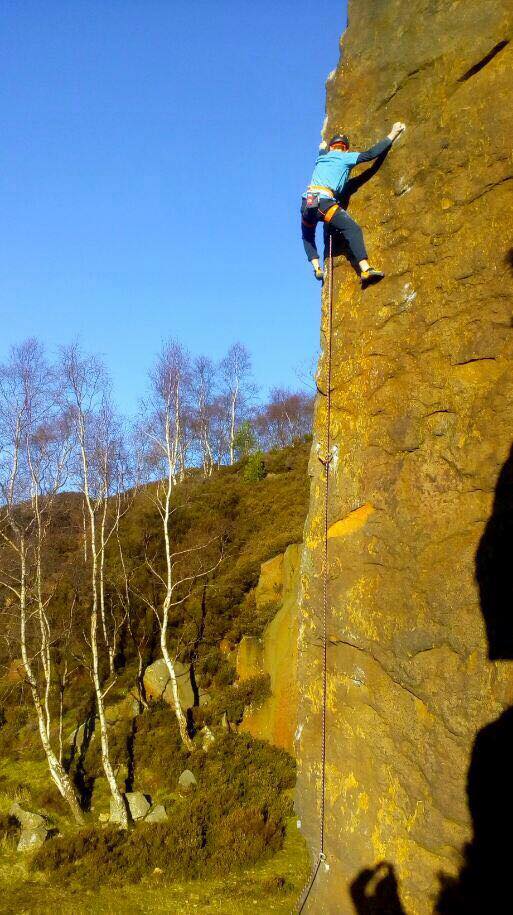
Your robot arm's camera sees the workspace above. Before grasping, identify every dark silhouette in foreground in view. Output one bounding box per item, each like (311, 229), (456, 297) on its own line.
(475, 443), (513, 659)
(350, 863), (406, 914)
(435, 443), (513, 913)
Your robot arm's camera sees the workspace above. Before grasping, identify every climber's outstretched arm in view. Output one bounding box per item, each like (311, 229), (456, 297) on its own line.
(356, 138), (392, 163)
(356, 121), (405, 163)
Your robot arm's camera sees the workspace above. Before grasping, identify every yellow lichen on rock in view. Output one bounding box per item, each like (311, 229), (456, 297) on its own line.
(296, 1), (513, 911)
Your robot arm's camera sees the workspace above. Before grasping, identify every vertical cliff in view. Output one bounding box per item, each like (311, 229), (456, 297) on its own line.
(296, 2), (513, 912)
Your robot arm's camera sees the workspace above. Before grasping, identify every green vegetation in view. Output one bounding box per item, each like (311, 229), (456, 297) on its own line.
(0, 818), (309, 914)
(0, 440), (311, 910)
(33, 729), (295, 883)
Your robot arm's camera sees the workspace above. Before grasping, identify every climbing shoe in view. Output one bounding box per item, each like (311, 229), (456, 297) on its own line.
(361, 267), (385, 288)
(313, 266), (324, 282)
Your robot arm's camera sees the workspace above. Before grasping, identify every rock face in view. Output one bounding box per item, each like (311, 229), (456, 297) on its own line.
(239, 544), (301, 753)
(296, 3), (513, 913)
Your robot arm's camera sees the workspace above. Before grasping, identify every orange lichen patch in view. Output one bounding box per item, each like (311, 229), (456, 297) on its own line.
(327, 503), (375, 539)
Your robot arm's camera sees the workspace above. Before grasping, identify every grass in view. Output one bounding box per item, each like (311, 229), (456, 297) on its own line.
(0, 818), (310, 914)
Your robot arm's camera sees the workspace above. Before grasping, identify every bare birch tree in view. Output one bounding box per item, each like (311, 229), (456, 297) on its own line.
(191, 355), (217, 476)
(60, 344), (129, 828)
(139, 341), (221, 750)
(220, 343), (255, 465)
(0, 339), (84, 823)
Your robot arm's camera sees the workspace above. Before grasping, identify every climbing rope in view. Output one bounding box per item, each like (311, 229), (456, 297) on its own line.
(296, 233), (334, 914)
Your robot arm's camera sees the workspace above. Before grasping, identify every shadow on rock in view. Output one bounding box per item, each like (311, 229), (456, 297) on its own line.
(324, 148), (391, 268)
(475, 442), (513, 659)
(350, 862), (407, 914)
(436, 444), (513, 913)
(435, 708), (513, 913)
(505, 247), (513, 274)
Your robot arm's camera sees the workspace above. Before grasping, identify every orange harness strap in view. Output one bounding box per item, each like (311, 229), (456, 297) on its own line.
(323, 204), (339, 223)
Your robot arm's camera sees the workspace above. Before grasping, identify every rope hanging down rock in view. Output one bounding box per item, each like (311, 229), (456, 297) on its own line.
(296, 233), (334, 914)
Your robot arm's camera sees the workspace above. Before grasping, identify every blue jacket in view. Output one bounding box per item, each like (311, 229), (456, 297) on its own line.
(306, 137), (392, 197)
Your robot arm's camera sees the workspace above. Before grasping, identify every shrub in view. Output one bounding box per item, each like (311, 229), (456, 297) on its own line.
(32, 731), (296, 886)
(207, 674), (271, 725)
(243, 451), (266, 483)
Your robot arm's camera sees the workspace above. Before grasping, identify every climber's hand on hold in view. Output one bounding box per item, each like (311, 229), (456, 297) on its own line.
(388, 122), (406, 141)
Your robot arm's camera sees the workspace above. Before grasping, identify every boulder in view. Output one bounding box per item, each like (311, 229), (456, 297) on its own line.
(126, 792), (151, 820)
(143, 658), (195, 710)
(145, 804), (168, 824)
(109, 792), (151, 823)
(9, 802), (46, 830)
(17, 826), (48, 852)
(68, 716), (96, 753)
(200, 725), (215, 752)
(177, 769), (197, 794)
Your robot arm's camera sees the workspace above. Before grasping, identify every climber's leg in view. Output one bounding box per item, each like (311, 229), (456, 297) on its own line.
(321, 201), (384, 288)
(320, 203), (367, 263)
(301, 201), (324, 281)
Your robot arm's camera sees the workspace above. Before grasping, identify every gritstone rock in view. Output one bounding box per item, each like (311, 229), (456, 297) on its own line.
(201, 726), (215, 752)
(9, 802), (47, 830)
(177, 770), (197, 794)
(296, 1), (513, 912)
(143, 659), (195, 709)
(109, 792), (151, 823)
(17, 826), (48, 852)
(145, 804), (168, 824)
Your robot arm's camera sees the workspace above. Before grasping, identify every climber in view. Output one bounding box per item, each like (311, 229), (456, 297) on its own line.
(301, 122), (406, 287)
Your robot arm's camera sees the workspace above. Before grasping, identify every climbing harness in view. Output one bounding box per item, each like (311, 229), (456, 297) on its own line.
(296, 232), (334, 914)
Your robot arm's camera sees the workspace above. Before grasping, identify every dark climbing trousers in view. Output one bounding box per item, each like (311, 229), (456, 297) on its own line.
(300, 196), (368, 264)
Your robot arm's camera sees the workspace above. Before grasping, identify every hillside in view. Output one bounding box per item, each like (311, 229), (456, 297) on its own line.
(0, 442), (311, 913)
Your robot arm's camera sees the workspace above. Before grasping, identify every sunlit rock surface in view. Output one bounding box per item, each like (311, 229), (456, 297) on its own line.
(296, 1), (513, 912)
(239, 544), (300, 752)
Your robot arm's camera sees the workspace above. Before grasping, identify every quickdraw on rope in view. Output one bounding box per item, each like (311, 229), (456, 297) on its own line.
(296, 232), (334, 914)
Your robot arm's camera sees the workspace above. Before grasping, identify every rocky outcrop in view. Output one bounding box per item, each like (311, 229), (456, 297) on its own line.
(238, 544), (301, 753)
(296, 2), (513, 913)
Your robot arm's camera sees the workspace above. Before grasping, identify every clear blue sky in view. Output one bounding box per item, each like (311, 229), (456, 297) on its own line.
(0, 0), (347, 414)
